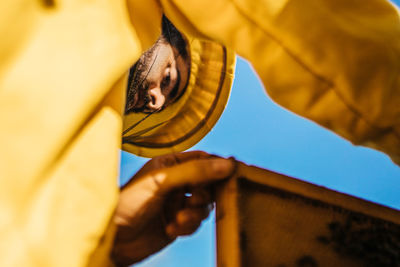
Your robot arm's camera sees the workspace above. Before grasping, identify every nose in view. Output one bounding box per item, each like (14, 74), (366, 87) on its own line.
(146, 86), (165, 111)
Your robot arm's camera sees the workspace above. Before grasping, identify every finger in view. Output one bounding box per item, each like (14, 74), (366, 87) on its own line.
(152, 158), (235, 194)
(165, 208), (209, 238)
(171, 150), (211, 162)
(163, 189), (186, 223)
(166, 221), (201, 237)
(166, 221), (200, 238)
(186, 188), (212, 207)
(166, 206), (212, 237)
(175, 207), (210, 225)
(156, 151), (211, 169)
(134, 151), (212, 178)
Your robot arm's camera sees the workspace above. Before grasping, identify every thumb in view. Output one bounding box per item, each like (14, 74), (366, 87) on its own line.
(150, 157), (236, 194)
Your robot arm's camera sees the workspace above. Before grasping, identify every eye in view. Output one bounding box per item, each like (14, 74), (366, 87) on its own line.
(161, 70), (171, 88)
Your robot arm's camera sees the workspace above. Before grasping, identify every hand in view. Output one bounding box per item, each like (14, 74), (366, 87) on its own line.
(111, 151), (235, 266)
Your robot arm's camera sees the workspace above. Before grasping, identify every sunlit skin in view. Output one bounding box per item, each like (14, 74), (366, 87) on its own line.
(112, 151), (236, 266)
(126, 37), (190, 113)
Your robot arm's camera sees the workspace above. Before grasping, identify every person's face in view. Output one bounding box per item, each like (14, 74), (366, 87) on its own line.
(125, 37), (189, 113)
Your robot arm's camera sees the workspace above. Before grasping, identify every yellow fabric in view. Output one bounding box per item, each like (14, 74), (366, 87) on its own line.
(122, 39), (235, 157)
(125, 0), (163, 51)
(0, 0), (137, 266)
(1, 0), (400, 267)
(161, 0), (400, 164)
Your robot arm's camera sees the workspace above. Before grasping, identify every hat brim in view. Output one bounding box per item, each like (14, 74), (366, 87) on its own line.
(122, 36), (236, 158)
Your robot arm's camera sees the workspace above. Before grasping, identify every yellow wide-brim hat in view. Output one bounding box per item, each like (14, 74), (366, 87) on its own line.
(122, 35), (236, 158)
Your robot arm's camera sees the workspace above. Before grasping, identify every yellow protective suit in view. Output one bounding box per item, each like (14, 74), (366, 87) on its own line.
(161, 0), (400, 165)
(0, 0), (399, 266)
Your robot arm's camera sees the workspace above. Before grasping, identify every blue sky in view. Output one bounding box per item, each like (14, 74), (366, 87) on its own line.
(120, 2), (400, 265)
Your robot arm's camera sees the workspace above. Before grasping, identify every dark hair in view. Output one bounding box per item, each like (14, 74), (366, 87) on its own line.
(161, 15), (188, 60)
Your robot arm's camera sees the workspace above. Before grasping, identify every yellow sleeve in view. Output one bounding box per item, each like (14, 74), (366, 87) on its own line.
(0, 0), (141, 266)
(161, 0), (400, 164)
